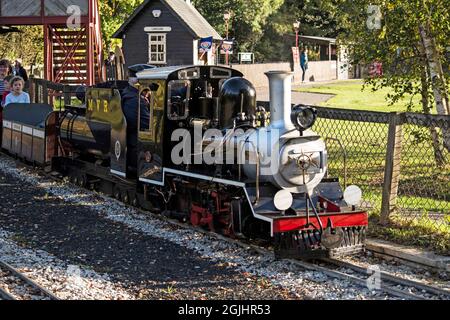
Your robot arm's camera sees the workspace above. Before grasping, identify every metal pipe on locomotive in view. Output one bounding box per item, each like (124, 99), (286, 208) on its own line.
(0, 65), (368, 259)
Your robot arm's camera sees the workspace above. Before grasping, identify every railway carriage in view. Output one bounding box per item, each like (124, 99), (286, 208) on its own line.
(1, 65), (368, 259)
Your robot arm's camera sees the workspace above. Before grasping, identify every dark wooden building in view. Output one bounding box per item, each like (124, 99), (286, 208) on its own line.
(113, 0), (222, 68)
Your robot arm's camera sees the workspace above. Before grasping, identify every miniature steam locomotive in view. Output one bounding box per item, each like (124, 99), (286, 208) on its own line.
(1, 66), (368, 259)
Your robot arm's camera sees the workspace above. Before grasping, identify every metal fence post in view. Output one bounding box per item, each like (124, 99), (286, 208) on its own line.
(28, 78), (36, 103)
(42, 80), (49, 105)
(35, 79), (41, 103)
(63, 85), (71, 107)
(381, 112), (404, 225)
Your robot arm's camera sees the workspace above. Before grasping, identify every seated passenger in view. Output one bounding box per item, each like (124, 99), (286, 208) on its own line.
(169, 80), (189, 119)
(5, 76), (30, 106)
(171, 80), (189, 100)
(141, 88), (152, 105)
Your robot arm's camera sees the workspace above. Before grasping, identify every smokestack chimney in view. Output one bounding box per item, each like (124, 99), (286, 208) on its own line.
(265, 71), (295, 132)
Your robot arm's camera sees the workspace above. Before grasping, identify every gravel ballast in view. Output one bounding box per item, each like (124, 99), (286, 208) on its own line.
(1, 154), (444, 300)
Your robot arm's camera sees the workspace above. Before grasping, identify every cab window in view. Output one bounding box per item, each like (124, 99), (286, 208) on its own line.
(168, 80), (191, 120)
(139, 86), (152, 132)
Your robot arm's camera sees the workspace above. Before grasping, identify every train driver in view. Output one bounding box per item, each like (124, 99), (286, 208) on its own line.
(121, 65), (151, 169)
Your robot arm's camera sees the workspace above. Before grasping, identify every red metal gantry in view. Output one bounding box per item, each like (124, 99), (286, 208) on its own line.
(0, 0), (104, 86)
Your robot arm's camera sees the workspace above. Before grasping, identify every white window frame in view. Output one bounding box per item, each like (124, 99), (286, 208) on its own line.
(148, 33), (167, 65)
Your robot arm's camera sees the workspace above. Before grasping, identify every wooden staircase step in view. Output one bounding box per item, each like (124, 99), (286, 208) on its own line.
(53, 42), (87, 47)
(53, 52), (88, 58)
(53, 57), (87, 63)
(52, 30), (87, 37)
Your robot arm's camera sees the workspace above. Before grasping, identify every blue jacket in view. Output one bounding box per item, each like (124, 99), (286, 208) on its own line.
(121, 85), (150, 148)
(300, 52), (308, 67)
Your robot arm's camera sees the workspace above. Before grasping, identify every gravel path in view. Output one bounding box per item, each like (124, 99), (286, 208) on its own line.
(0, 154), (401, 300)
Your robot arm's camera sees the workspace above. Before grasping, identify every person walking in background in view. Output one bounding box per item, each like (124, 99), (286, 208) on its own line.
(12, 59), (28, 82)
(105, 51), (116, 81)
(5, 76), (30, 106)
(300, 48), (309, 83)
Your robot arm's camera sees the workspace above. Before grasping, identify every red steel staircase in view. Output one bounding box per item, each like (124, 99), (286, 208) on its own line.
(0, 0), (105, 86)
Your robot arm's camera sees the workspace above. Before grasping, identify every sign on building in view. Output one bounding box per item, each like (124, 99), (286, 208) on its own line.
(238, 52), (254, 64)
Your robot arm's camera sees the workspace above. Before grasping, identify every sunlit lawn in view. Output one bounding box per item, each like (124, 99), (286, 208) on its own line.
(297, 80), (423, 112)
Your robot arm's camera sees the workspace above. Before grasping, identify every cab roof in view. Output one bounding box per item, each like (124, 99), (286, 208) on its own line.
(136, 65), (243, 81)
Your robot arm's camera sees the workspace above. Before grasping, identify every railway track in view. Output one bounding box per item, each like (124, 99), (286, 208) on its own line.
(0, 260), (59, 300)
(154, 215), (450, 300)
(5, 155), (450, 301)
(321, 258), (450, 299)
(218, 233), (450, 300)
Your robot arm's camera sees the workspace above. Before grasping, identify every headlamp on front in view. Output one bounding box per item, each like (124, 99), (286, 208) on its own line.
(291, 105), (317, 132)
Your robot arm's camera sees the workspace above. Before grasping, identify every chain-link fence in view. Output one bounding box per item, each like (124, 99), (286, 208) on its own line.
(395, 113), (449, 231)
(313, 107), (450, 232)
(314, 109), (389, 214)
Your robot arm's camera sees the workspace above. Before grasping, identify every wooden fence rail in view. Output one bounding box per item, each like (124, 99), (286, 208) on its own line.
(27, 77), (81, 106)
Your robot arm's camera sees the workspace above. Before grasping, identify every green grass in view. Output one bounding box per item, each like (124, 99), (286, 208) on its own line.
(368, 215), (450, 255)
(51, 97), (83, 111)
(301, 81), (450, 254)
(297, 80), (422, 112)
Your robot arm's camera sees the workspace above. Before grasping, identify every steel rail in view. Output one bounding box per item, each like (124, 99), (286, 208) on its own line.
(0, 287), (16, 300)
(0, 260), (59, 300)
(322, 258), (450, 298)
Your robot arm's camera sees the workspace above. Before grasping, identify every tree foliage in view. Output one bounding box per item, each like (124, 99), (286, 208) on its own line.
(192, 0), (284, 54)
(0, 26), (44, 67)
(255, 0), (339, 62)
(98, 0), (145, 51)
(320, 0), (449, 158)
(320, 0), (449, 110)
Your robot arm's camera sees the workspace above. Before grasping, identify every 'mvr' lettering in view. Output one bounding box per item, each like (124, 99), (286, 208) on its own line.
(88, 99), (94, 111)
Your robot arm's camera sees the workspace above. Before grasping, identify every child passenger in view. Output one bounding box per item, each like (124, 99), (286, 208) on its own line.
(5, 76), (30, 106)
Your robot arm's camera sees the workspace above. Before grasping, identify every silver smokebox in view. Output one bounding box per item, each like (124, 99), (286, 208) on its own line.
(238, 69), (327, 196)
(265, 71), (295, 132)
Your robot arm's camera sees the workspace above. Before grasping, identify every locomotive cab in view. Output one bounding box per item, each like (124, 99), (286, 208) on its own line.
(135, 66), (244, 185)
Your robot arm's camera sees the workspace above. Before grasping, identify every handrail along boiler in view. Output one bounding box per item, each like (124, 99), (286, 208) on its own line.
(0, 66), (368, 259)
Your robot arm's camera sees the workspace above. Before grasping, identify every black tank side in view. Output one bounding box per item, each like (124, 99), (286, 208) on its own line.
(218, 77), (257, 128)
